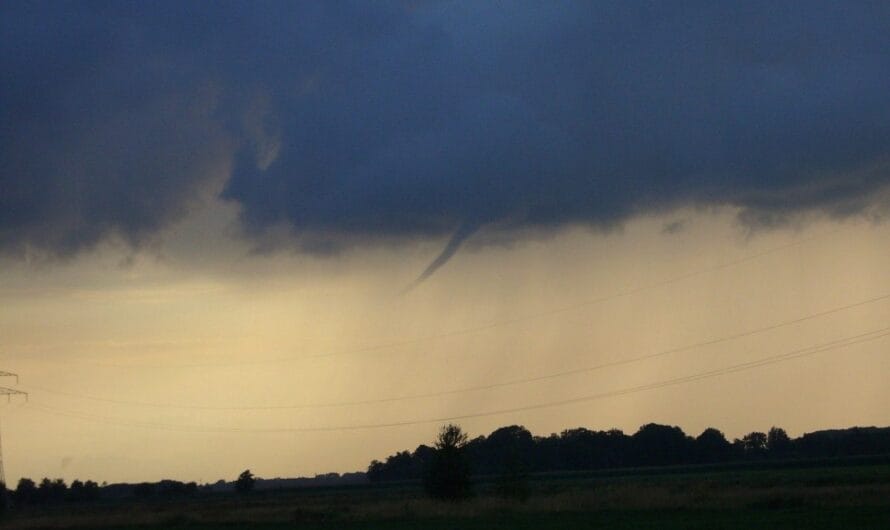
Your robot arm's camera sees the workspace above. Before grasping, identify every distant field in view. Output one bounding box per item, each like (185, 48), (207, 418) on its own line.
(5, 461), (889, 529)
(45, 507), (886, 530)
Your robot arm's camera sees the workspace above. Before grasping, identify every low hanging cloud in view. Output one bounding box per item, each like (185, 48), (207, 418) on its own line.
(3, 2), (890, 274)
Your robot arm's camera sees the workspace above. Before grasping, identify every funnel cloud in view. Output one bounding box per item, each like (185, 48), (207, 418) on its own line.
(405, 222), (479, 292)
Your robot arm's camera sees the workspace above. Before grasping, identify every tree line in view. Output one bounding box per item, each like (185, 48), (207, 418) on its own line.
(367, 423), (890, 483)
(2, 422), (886, 510)
(0, 477), (101, 509)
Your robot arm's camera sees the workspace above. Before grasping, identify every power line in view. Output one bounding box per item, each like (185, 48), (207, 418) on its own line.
(24, 326), (890, 434)
(4, 225), (843, 370)
(23, 291), (890, 411)
(166, 226), (844, 367)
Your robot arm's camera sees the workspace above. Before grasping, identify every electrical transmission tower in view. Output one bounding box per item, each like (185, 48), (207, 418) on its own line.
(0, 371), (27, 486)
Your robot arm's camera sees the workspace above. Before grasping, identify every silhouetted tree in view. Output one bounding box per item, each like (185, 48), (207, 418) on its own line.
(235, 469), (255, 494)
(632, 424), (693, 466)
(767, 426), (792, 457)
(424, 424), (472, 500)
(467, 425), (535, 475)
(152, 479), (198, 498)
(795, 426), (890, 458)
(0, 482), (7, 517)
(83, 480), (100, 501)
(557, 428), (599, 470)
(14, 478), (36, 506)
(742, 431), (768, 457)
(534, 433), (561, 471)
(371, 451), (415, 481)
(133, 482), (156, 498)
(366, 460), (386, 482)
(68, 480), (85, 502)
(37, 478), (67, 504)
(694, 428), (733, 463)
(412, 444), (436, 478)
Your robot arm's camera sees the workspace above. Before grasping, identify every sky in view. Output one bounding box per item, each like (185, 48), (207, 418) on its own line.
(1, 1), (889, 485)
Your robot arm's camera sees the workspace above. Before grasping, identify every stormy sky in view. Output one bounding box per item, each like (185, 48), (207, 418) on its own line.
(4, 1), (890, 263)
(1, 1), (889, 484)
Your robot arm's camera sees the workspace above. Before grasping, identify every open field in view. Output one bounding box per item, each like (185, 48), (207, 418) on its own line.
(22, 508), (888, 530)
(4, 462), (889, 529)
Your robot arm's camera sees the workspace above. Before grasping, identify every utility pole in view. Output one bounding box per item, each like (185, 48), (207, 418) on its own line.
(0, 371), (27, 487)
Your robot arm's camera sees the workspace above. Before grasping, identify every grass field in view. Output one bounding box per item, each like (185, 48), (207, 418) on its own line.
(4, 462), (889, 529)
(48, 507), (889, 530)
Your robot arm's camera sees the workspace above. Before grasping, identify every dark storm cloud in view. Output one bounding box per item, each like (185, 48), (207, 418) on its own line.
(0, 2), (236, 258)
(3, 1), (890, 263)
